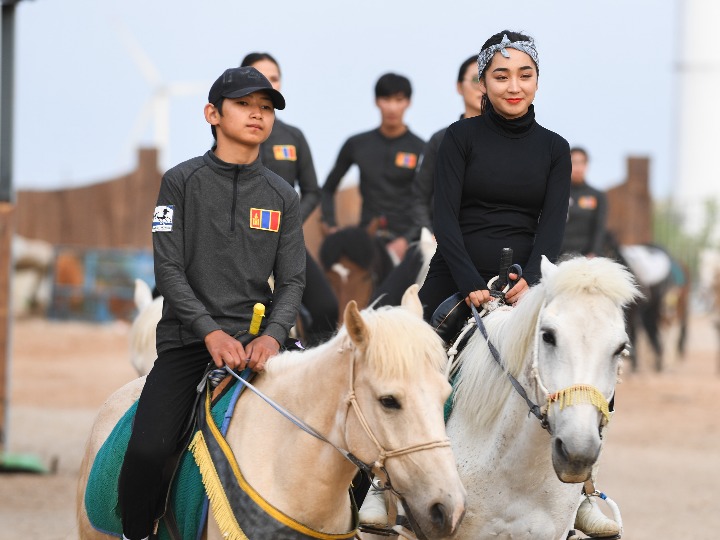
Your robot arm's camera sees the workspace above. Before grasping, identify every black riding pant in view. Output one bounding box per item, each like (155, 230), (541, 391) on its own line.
(418, 271), (460, 323)
(118, 342), (210, 540)
(302, 252), (339, 346)
(371, 243), (425, 308)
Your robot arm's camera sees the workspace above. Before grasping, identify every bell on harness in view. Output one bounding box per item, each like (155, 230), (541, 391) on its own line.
(431, 292), (470, 345)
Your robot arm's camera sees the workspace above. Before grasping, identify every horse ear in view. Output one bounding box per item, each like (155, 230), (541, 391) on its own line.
(401, 284), (424, 318)
(344, 300), (369, 349)
(541, 255), (557, 279)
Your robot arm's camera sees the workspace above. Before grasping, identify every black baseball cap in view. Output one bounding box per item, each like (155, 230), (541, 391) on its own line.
(208, 67), (285, 110)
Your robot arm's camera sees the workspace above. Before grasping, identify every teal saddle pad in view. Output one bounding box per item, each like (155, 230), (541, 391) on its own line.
(85, 378), (245, 540)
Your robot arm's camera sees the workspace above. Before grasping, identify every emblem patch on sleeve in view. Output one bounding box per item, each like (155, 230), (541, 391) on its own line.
(395, 152), (418, 169)
(152, 205), (174, 232)
(273, 145), (297, 161)
(250, 208), (281, 232)
(578, 196), (598, 210)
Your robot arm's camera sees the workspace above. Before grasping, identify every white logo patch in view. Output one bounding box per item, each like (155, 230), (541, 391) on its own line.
(152, 205), (174, 232)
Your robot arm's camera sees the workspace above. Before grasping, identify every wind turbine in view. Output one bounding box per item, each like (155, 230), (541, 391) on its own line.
(116, 23), (207, 171)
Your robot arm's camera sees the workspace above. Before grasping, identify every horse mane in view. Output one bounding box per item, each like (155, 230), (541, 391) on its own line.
(267, 304), (447, 380)
(453, 256), (639, 431)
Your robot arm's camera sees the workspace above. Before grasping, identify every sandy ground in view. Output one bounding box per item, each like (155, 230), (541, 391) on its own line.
(0, 314), (719, 539)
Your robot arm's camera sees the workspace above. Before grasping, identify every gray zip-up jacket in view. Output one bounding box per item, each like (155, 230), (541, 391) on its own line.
(152, 150), (306, 354)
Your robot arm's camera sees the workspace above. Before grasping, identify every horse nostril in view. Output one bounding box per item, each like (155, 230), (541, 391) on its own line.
(554, 437), (569, 462)
(430, 502), (447, 531)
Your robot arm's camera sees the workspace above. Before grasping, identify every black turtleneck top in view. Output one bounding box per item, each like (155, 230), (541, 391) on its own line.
(428, 104), (571, 296)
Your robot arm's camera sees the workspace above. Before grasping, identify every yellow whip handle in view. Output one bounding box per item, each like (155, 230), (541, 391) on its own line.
(249, 303), (265, 335)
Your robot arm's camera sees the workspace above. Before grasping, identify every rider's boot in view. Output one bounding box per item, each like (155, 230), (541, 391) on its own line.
(358, 482), (388, 527)
(574, 497), (620, 537)
(573, 465), (621, 538)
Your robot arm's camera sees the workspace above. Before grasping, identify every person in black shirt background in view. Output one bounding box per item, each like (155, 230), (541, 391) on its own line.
(411, 55), (484, 237)
(242, 53), (338, 346)
(320, 73), (425, 263)
(560, 147), (608, 257)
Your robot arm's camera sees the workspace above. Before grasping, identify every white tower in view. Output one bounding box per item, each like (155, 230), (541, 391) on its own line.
(675, 0), (720, 230)
(116, 23), (206, 171)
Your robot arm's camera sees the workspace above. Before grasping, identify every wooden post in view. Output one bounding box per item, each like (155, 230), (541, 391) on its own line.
(606, 156), (652, 246)
(0, 203), (13, 453)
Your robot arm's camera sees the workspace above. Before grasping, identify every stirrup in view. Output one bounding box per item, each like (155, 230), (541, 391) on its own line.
(573, 492), (622, 538)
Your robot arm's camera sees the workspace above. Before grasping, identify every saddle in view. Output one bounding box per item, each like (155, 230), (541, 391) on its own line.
(431, 292), (472, 346)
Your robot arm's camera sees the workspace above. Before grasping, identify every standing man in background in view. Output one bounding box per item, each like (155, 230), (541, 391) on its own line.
(320, 73), (425, 262)
(411, 55), (484, 236)
(560, 147), (608, 257)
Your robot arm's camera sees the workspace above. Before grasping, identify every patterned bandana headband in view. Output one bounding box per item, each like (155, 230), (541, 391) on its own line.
(476, 33), (540, 78)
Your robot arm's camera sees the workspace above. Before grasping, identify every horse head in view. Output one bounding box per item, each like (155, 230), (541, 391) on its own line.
(342, 284), (466, 537)
(532, 256), (640, 482)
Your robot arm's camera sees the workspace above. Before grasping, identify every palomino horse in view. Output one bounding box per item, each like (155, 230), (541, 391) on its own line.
(77, 285), (466, 539)
(445, 256), (639, 539)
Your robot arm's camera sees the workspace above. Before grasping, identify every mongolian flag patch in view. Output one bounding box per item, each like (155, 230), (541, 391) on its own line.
(250, 208), (281, 232)
(395, 152), (418, 169)
(273, 145), (297, 161)
(578, 195), (598, 210)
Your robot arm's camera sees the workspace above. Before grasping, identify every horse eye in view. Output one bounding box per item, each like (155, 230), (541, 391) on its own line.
(542, 330), (556, 346)
(615, 343), (629, 357)
(379, 396), (401, 409)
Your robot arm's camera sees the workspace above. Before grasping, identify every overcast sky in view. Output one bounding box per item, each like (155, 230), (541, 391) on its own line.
(9, 0), (677, 199)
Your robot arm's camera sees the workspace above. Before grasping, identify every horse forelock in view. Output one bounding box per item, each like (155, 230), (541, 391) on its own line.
(359, 305), (448, 380)
(544, 256), (640, 307)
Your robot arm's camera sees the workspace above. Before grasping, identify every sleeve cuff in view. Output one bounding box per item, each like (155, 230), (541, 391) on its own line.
(263, 322), (288, 346)
(192, 314), (221, 340)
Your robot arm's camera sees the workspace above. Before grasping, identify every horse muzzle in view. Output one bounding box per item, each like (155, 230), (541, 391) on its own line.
(411, 492), (466, 538)
(551, 434), (600, 483)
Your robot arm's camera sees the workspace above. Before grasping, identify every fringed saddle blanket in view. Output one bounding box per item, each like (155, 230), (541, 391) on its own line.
(85, 377), (244, 540)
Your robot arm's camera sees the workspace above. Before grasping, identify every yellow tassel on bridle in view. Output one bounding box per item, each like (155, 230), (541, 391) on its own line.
(547, 384), (610, 424)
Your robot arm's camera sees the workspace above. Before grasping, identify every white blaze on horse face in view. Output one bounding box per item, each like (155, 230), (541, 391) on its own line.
(537, 293), (627, 482)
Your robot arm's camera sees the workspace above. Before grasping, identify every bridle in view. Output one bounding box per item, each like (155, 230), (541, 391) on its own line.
(469, 298), (615, 435)
(221, 338), (451, 540)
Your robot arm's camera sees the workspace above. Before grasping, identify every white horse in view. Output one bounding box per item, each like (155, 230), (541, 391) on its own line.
(77, 285), (466, 540)
(128, 279), (162, 376)
(444, 256), (639, 539)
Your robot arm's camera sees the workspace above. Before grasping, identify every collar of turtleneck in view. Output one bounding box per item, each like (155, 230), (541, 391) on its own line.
(203, 150), (263, 179)
(484, 102), (536, 139)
